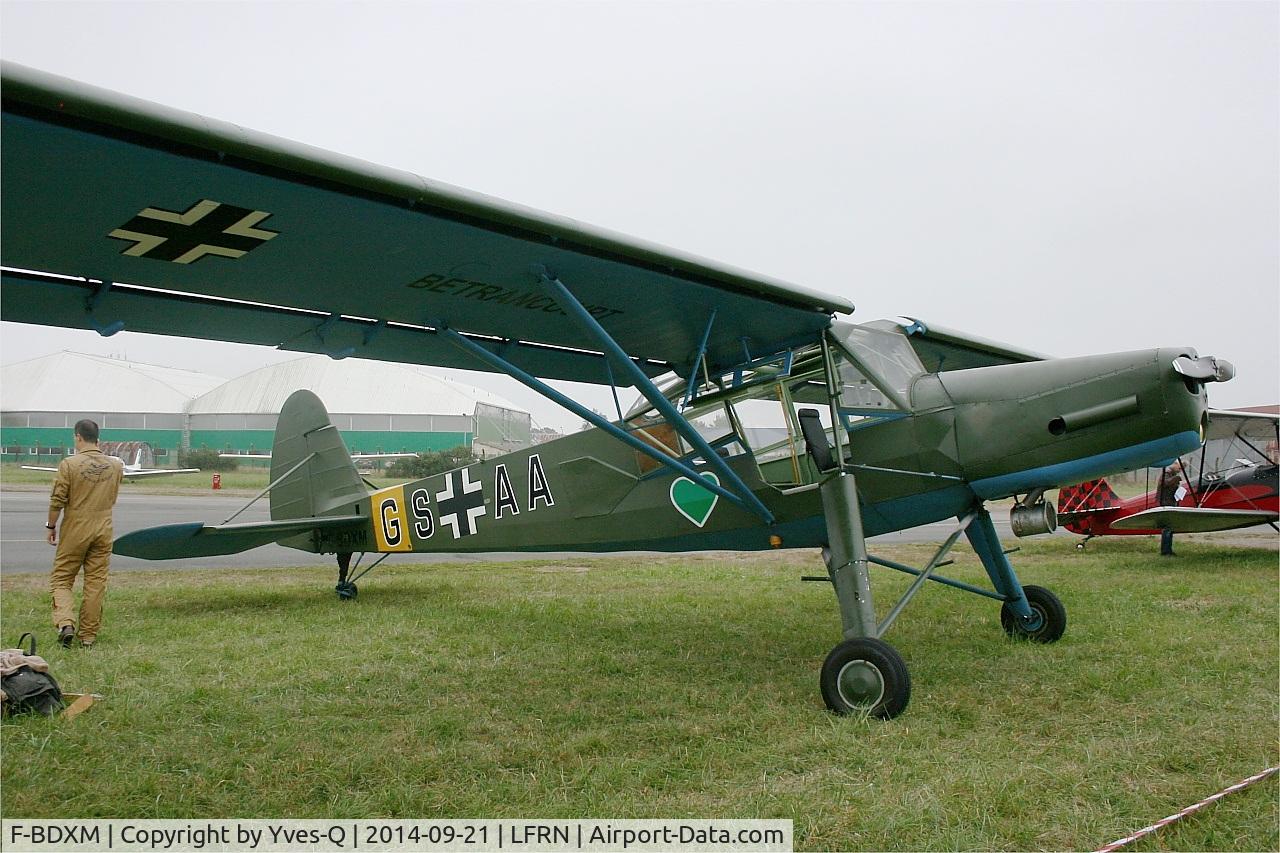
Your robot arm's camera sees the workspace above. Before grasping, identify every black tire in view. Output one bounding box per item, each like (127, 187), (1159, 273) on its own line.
(820, 637), (911, 719)
(1000, 584), (1065, 643)
(335, 581), (358, 601)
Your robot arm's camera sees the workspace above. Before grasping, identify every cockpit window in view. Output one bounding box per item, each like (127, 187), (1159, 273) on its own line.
(829, 325), (925, 411)
(837, 325), (925, 401)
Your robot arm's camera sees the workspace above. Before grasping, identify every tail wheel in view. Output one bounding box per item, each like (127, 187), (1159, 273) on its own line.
(820, 637), (911, 719)
(1001, 584), (1066, 643)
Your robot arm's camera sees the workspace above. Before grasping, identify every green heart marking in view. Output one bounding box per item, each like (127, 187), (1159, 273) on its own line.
(670, 472), (721, 528)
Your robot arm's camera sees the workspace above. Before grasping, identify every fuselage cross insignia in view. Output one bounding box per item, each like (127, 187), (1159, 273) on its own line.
(436, 468), (487, 538)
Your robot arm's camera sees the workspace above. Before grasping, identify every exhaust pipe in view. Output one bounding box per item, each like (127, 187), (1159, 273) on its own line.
(1011, 501), (1057, 537)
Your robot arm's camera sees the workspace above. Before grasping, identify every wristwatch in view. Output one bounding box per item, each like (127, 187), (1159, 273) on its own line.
(45, 524), (55, 530)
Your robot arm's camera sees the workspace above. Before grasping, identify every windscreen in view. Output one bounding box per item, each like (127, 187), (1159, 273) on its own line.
(830, 324), (926, 409)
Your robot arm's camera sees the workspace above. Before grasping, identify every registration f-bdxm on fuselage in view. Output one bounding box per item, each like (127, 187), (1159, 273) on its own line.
(0, 62), (1234, 718)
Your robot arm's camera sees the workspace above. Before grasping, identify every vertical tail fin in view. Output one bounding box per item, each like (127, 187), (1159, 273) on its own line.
(1057, 478), (1122, 516)
(269, 390), (367, 521)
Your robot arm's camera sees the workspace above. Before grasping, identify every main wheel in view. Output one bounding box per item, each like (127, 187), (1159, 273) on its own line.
(335, 581), (358, 601)
(820, 637), (911, 719)
(1000, 584), (1065, 643)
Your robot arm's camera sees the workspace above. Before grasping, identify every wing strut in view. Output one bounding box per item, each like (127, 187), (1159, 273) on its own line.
(436, 324), (770, 520)
(536, 269), (776, 524)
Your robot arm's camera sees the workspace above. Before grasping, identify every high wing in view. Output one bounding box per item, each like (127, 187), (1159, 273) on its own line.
(1204, 409), (1278, 445)
(1187, 409), (1278, 485)
(1, 62), (851, 386)
(891, 318), (1048, 373)
(1110, 507), (1279, 533)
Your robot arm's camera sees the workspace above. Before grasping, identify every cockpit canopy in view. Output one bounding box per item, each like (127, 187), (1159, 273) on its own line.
(622, 320), (926, 488)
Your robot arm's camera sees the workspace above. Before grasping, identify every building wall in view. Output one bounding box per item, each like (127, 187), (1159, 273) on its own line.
(3, 426), (474, 465)
(1, 427), (183, 461)
(188, 429), (472, 455)
(4, 406), (491, 465)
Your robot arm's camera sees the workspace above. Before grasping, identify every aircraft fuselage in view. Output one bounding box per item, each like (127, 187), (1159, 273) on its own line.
(302, 343), (1206, 556)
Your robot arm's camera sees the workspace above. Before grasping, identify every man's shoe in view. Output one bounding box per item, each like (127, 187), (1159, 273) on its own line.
(58, 625), (75, 648)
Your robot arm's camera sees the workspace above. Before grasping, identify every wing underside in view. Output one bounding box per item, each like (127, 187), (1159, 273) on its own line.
(1, 62), (852, 385)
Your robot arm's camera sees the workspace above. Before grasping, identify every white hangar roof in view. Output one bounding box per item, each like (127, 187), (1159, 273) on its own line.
(187, 355), (528, 416)
(1, 351), (224, 413)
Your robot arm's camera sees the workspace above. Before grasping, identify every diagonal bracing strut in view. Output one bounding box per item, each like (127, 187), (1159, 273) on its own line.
(435, 325), (764, 516)
(537, 269), (775, 524)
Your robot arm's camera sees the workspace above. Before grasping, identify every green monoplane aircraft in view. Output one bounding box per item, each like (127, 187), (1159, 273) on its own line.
(0, 63), (1234, 718)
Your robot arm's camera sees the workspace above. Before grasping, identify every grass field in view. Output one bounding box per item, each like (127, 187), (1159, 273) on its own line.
(1, 539), (1275, 851)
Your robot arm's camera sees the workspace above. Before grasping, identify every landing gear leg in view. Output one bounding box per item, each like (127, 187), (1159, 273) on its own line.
(818, 472), (910, 719)
(335, 552), (357, 600)
(965, 507), (1066, 642)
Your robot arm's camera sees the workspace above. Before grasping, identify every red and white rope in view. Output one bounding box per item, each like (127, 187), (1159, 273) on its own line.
(1094, 765), (1278, 852)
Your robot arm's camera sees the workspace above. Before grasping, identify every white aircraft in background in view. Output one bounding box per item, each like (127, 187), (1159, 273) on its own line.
(219, 451), (417, 462)
(22, 449), (200, 480)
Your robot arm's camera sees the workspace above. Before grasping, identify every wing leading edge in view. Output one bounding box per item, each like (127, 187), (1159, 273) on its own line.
(1, 62), (853, 385)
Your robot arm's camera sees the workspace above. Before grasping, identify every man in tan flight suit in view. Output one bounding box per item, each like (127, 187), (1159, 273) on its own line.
(46, 419), (123, 648)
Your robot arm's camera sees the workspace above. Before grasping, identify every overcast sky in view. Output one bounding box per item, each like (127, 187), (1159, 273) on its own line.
(2, 0), (1276, 430)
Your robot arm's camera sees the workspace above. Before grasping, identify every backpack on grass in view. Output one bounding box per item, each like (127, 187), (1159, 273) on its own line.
(1, 633), (64, 717)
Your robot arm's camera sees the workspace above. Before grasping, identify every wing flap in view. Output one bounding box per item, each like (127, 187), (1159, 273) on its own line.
(1109, 507), (1278, 533)
(113, 515), (364, 560)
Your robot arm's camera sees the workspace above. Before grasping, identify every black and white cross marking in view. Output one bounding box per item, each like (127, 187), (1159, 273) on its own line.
(107, 199), (278, 264)
(436, 468), (486, 538)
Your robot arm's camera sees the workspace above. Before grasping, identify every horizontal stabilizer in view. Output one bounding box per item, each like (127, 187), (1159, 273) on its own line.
(114, 515), (364, 560)
(1109, 507), (1278, 534)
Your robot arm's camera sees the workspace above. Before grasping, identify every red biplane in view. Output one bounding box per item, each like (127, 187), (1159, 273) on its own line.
(1058, 409), (1279, 548)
